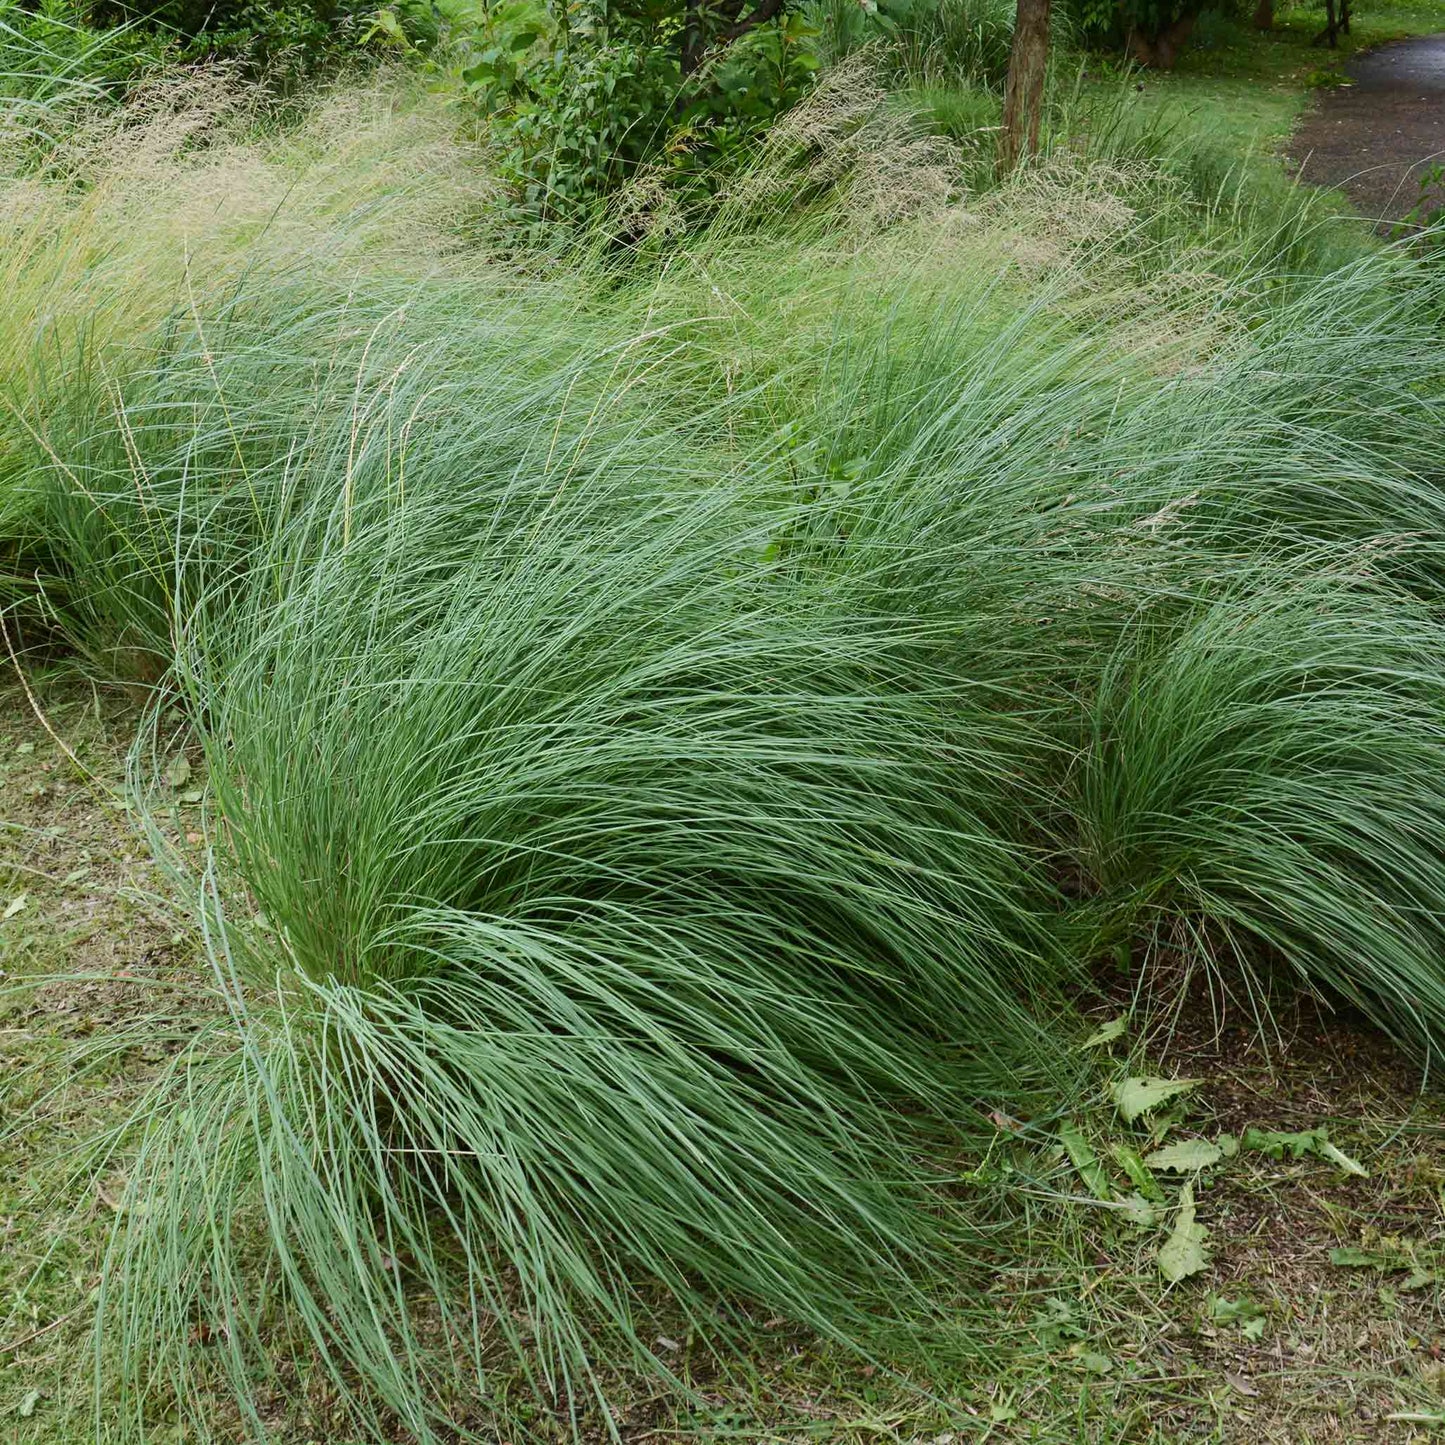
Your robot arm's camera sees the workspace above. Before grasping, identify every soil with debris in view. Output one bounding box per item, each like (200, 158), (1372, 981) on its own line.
(1290, 32), (1445, 223)
(1122, 991), (1445, 1441)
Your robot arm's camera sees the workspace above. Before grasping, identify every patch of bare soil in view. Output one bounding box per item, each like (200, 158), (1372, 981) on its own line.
(1290, 33), (1445, 224)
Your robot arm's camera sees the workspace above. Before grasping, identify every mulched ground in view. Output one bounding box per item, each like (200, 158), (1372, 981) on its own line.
(1290, 31), (1445, 224)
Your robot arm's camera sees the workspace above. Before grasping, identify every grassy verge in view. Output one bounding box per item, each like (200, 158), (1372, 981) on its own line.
(5, 675), (1445, 1442)
(4, 26), (1445, 1445)
(907, 0), (1445, 273)
(1107, 0), (1445, 148)
(0, 674), (201, 1442)
(1068, 0), (1445, 204)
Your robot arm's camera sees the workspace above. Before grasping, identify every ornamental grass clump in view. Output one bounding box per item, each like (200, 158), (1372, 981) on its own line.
(15, 83), (1445, 1438)
(1065, 567), (1445, 1053)
(98, 364), (1079, 1439)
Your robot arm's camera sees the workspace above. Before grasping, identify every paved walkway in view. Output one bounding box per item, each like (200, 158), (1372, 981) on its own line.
(1290, 32), (1445, 224)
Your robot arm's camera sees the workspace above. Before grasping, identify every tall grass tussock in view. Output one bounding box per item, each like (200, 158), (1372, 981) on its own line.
(4, 48), (1445, 1443)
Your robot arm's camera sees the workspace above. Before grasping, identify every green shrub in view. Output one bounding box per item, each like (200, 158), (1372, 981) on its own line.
(455, 0), (686, 226)
(95, 0), (378, 79)
(1064, 0), (1240, 65)
(436, 0), (821, 228)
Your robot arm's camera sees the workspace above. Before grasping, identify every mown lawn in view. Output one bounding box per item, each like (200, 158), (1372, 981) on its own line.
(1093, 0), (1445, 156)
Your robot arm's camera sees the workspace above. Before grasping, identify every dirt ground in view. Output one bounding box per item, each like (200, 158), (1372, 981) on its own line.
(1290, 31), (1445, 223)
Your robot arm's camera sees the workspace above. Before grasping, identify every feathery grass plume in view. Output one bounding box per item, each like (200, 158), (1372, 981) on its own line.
(3, 50), (1374, 661)
(1043, 71), (1365, 280)
(0, 193), (603, 673)
(4, 107), (1227, 677)
(1066, 564), (1445, 1054)
(698, 55), (967, 238)
(0, 67), (496, 649)
(1081, 236), (1445, 594)
(0, 67), (488, 464)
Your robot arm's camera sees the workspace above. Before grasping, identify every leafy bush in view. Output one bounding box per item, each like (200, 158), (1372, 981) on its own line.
(451, 0), (684, 224)
(432, 0), (822, 227)
(94, 0), (379, 77)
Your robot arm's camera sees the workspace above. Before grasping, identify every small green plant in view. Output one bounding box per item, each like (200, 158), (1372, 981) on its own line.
(1398, 161), (1445, 234)
(461, 1), (684, 224)
(367, 0), (822, 227)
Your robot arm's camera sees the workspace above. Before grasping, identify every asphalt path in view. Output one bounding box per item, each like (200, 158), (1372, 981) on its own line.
(1290, 32), (1445, 223)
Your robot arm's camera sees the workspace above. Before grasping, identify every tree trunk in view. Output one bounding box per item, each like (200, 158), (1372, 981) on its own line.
(1252, 0), (1273, 30)
(997, 0), (1051, 177)
(1153, 11), (1196, 66)
(681, 0), (704, 74)
(1125, 11), (1196, 68)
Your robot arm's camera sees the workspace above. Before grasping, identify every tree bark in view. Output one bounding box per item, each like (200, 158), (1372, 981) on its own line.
(683, 0), (785, 76)
(1252, 0), (1273, 30)
(1125, 11), (1196, 68)
(997, 0), (1051, 177)
(1313, 0), (1339, 46)
(682, 0), (705, 75)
